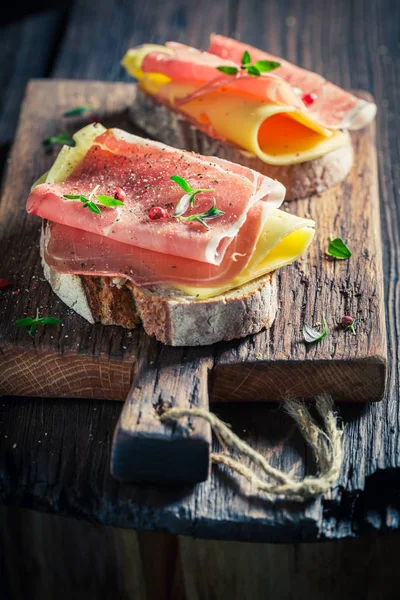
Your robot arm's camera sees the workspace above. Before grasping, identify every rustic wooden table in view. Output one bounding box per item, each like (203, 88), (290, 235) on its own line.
(0, 0), (399, 552)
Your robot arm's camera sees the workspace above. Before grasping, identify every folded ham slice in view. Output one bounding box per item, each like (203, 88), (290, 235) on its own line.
(27, 129), (285, 266)
(44, 202), (264, 289)
(208, 34), (377, 131)
(142, 42), (305, 111)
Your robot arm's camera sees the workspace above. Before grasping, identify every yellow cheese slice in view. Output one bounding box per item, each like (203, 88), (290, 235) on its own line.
(46, 123), (107, 184)
(140, 79), (347, 165)
(122, 44), (173, 82)
(175, 209), (315, 298)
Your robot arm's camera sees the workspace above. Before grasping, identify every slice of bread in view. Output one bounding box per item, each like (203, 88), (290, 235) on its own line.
(130, 88), (354, 201)
(41, 224), (277, 346)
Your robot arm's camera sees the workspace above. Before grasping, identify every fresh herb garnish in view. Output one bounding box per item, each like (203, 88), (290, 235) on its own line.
(342, 315), (359, 335)
(327, 238), (352, 260)
(345, 322), (357, 335)
(303, 316), (328, 344)
(44, 134), (76, 147)
(97, 194), (125, 207)
(217, 51), (280, 77)
(14, 309), (61, 336)
(171, 175), (215, 217)
(216, 66), (239, 75)
(242, 50), (251, 66)
(177, 199), (224, 230)
(64, 105), (93, 117)
(63, 186), (124, 215)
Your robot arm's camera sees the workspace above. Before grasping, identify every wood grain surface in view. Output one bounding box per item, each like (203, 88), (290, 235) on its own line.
(0, 0), (399, 544)
(111, 338), (212, 483)
(2, 506), (400, 600)
(0, 80), (386, 403)
(0, 8), (65, 182)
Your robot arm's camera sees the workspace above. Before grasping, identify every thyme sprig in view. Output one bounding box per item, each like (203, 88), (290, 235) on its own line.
(63, 185), (124, 214)
(177, 199), (224, 230)
(170, 175), (223, 229)
(44, 133), (76, 147)
(14, 309), (61, 336)
(343, 316), (360, 336)
(217, 50), (280, 77)
(303, 316), (329, 344)
(171, 175), (215, 217)
(64, 105), (93, 117)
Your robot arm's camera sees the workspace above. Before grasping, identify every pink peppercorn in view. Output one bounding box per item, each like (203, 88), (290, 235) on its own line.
(302, 92), (317, 107)
(342, 315), (353, 328)
(114, 187), (126, 202)
(149, 206), (169, 220)
(0, 278), (11, 290)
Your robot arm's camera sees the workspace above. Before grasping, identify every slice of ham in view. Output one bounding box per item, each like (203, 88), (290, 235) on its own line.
(141, 41), (236, 83)
(44, 201), (265, 289)
(208, 34), (377, 130)
(174, 72), (303, 110)
(27, 129), (285, 266)
(142, 42), (304, 110)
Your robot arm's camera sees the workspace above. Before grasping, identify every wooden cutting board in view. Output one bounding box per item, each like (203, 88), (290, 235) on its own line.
(0, 80), (387, 484)
(0, 80), (386, 405)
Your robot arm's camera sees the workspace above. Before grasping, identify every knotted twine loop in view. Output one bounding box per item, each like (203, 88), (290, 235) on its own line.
(159, 395), (343, 501)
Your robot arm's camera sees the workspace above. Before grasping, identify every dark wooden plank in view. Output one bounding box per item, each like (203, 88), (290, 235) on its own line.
(2, 506), (400, 600)
(0, 394), (319, 541)
(0, 0), (399, 543)
(0, 9), (66, 180)
(52, 0), (232, 80)
(111, 338), (212, 483)
(0, 80), (386, 405)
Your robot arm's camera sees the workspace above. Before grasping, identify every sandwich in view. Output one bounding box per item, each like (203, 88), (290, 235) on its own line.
(123, 34), (376, 200)
(26, 124), (315, 345)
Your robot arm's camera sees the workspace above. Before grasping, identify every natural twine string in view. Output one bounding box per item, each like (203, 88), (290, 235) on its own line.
(160, 395), (343, 501)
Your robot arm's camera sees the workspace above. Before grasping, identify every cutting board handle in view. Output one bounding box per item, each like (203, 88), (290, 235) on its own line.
(111, 336), (212, 484)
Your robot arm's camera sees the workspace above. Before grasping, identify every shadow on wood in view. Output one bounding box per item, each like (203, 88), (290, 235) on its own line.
(1, 506), (400, 600)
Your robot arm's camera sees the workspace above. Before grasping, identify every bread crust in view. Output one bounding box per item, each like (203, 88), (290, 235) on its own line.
(41, 225), (278, 346)
(130, 88), (354, 200)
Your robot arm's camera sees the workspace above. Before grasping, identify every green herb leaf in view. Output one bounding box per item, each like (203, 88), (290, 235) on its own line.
(170, 175), (193, 193)
(217, 52), (280, 78)
(247, 65), (261, 76)
(44, 134), (76, 147)
(64, 105), (93, 117)
(173, 193), (192, 217)
(303, 317), (328, 344)
(14, 317), (34, 327)
(63, 191), (122, 215)
(174, 190), (216, 217)
(198, 202), (224, 220)
(85, 201), (101, 214)
(327, 238), (352, 259)
(40, 317), (62, 325)
(253, 60), (281, 73)
(241, 50), (251, 66)
(14, 313), (62, 336)
(178, 200), (224, 230)
(97, 195), (124, 207)
(343, 316), (359, 336)
(216, 66), (239, 75)
(29, 323), (38, 336)
(171, 176), (215, 217)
